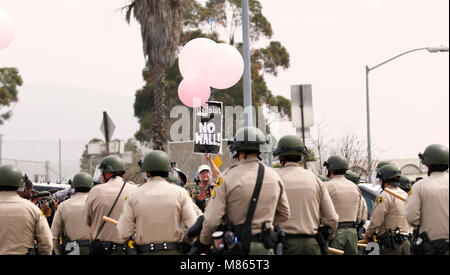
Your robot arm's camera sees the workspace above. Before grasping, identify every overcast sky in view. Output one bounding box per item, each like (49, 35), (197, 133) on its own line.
(0, 0), (448, 169)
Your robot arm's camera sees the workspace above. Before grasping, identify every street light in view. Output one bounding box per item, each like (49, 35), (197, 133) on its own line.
(365, 46), (449, 181)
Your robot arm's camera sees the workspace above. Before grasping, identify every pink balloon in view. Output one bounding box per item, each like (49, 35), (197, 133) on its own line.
(178, 38), (217, 78)
(201, 43), (244, 90)
(0, 10), (15, 50)
(178, 76), (211, 108)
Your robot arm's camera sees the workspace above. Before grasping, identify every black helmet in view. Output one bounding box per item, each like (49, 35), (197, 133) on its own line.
(273, 135), (307, 157)
(0, 164), (24, 188)
(72, 172), (94, 189)
(399, 176), (412, 193)
(324, 156), (349, 171)
(376, 161), (393, 170)
(419, 144), (449, 167)
(377, 165), (401, 185)
(141, 151), (171, 173)
(345, 171), (361, 185)
(228, 127), (268, 156)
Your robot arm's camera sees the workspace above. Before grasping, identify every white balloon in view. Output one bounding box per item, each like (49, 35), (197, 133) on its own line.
(200, 43), (244, 90)
(178, 38), (217, 79)
(0, 9), (15, 50)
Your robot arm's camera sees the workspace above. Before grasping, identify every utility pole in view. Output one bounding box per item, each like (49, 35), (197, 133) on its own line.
(242, 0), (253, 127)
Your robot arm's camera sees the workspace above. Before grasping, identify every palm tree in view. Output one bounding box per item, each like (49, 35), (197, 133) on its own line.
(125, 0), (183, 151)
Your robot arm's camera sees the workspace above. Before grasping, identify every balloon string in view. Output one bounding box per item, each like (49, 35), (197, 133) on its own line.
(208, 0), (217, 41)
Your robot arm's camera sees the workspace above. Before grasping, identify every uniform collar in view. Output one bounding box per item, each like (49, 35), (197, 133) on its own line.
(331, 175), (346, 180)
(238, 156), (260, 164)
(0, 191), (20, 198)
(147, 176), (167, 184)
(283, 162), (299, 168)
(385, 185), (399, 191)
(106, 176), (124, 185)
(429, 171), (448, 178)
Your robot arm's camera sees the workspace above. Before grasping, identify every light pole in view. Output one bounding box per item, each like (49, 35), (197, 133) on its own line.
(365, 46), (449, 181)
(242, 0), (252, 127)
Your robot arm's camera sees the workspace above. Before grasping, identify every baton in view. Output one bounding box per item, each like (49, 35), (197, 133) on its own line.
(384, 188), (407, 202)
(328, 247), (345, 255)
(103, 216), (118, 226)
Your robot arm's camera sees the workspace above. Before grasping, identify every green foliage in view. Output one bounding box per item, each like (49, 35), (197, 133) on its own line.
(0, 67), (23, 125)
(132, 0), (292, 144)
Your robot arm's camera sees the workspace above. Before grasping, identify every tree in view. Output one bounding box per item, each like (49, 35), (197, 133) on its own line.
(132, 0), (292, 145)
(124, 0), (184, 151)
(0, 67), (23, 125)
(309, 122), (373, 179)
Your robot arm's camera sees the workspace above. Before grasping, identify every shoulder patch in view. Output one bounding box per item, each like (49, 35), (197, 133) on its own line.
(215, 176), (224, 188)
(408, 189), (413, 197)
(376, 197), (384, 205)
(39, 209), (46, 218)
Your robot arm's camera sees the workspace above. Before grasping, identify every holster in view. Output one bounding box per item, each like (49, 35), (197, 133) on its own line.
(88, 240), (104, 255)
(27, 248), (36, 255)
(215, 224), (246, 255)
(356, 221), (366, 241)
(316, 226), (331, 255)
(431, 239), (449, 255)
(378, 230), (396, 249)
(413, 231), (433, 255)
(262, 223), (274, 249)
(59, 235), (69, 255)
(221, 242), (245, 255)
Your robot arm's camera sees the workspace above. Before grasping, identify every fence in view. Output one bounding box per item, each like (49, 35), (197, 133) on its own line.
(0, 138), (87, 183)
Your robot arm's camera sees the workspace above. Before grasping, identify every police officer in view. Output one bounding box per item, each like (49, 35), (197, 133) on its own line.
(344, 171), (361, 185)
(117, 150), (197, 255)
(398, 176), (412, 194)
(17, 174), (33, 200)
(365, 165), (412, 255)
(405, 144), (449, 255)
(274, 135), (338, 255)
(84, 156), (137, 255)
(323, 156), (364, 255)
(371, 161), (394, 184)
(345, 170), (369, 242)
(51, 172), (93, 255)
(0, 164), (53, 255)
(197, 127), (290, 255)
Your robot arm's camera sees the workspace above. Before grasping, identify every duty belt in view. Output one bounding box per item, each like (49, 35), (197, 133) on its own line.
(338, 222), (357, 228)
(99, 241), (127, 252)
(71, 240), (90, 247)
(136, 242), (181, 253)
(285, 234), (316, 239)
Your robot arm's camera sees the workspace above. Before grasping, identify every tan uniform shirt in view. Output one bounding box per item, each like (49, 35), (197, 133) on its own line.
(0, 192), (53, 255)
(325, 175), (362, 223)
(358, 196), (368, 223)
(405, 171), (449, 241)
(277, 163), (338, 235)
(51, 193), (91, 255)
(366, 186), (412, 237)
(200, 157), (291, 245)
(84, 177), (137, 243)
(117, 177), (197, 244)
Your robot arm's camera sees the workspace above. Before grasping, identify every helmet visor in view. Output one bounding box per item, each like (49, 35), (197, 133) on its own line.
(92, 165), (103, 185)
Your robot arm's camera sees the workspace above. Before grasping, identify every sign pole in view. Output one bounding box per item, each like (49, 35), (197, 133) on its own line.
(103, 111), (110, 156)
(299, 86), (307, 169)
